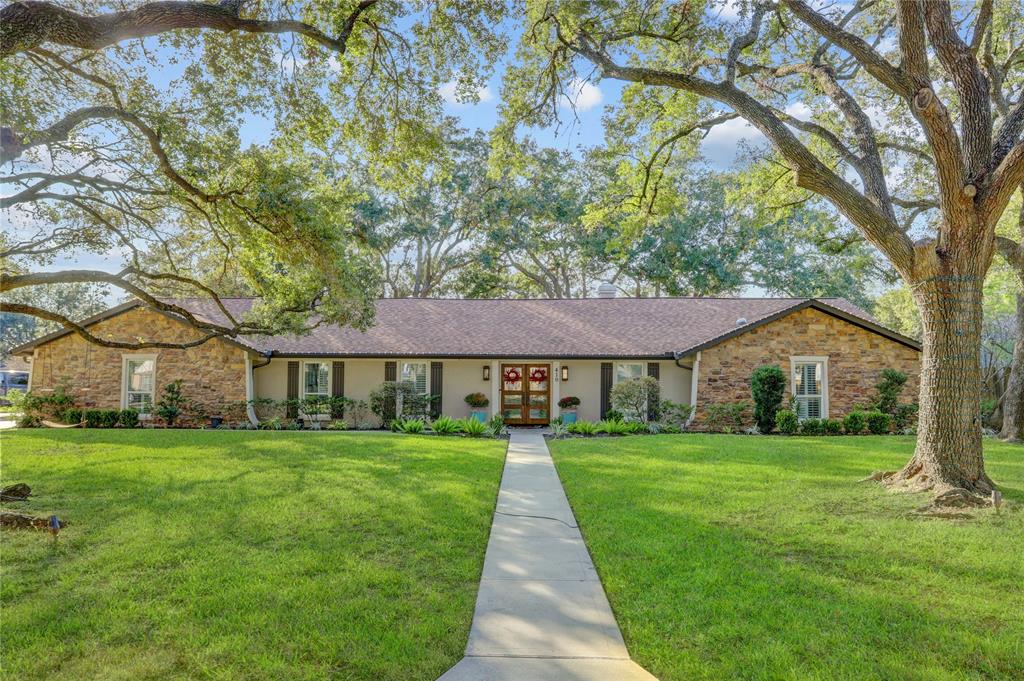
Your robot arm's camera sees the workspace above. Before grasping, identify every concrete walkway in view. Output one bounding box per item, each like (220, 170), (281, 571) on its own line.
(439, 429), (656, 681)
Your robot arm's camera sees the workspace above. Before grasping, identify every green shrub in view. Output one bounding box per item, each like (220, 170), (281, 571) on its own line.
(705, 401), (751, 433)
(431, 415), (462, 435)
(62, 408), (83, 425)
(659, 400), (694, 429)
(464, 392), (489, 408)
(83, 409), (102, 428)
(118, 409), (140, 428)
(610, 376), (660, 422)
(603, 409), (624, 422)
(823, 418), (843, 435)
(800, 418), (824, 435)
(569, 420), (598, 435)
(597, 419), (631, 435)
(651, 422), (682, 434)
(460, 417), (488, 437)
(865, 411), (891, 434)
(548, 422), (570, 438)
(326, 419), (348, 431)
(894, 402), (919, 430)
(775, 409), (799, 435)
(751, 364), (787, 433)
(5, 388), (26, 411)
(487, 414), (506, 438)
(622, 420), (645, 434)
(156, 380), (187, 427)
(371, 381), (431, 421)
(400, 418), (425, 434)
(872, 369), (907, 415)
(843, 410), (866, 434)
(389, 418), (404, 432)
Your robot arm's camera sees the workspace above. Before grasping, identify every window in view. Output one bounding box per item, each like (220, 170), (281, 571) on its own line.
(303, 362), (329, 398)
(401, 362), (428, 395)
(791, 357), (828, 420)
(615, 363), (644, 384)
(123, 356), (155, 413)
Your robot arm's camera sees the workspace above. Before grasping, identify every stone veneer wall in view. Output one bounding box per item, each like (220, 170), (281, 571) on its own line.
(29, 307), (248, 414)
(691, 307), (920, 430)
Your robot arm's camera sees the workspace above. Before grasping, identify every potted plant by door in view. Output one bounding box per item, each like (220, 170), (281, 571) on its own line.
(558, 396), (581, 424)
(465, 393), (489, 423)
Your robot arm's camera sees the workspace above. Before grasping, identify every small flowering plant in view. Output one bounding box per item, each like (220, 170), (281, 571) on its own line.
(558, 396), (581, 409)
(465, 392), (490, 408)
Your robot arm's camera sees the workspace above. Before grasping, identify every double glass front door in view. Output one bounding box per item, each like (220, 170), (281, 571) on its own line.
(501, 364), (550, 425)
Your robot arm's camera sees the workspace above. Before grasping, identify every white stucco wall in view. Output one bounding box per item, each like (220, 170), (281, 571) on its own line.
(253, 356), (692, 423)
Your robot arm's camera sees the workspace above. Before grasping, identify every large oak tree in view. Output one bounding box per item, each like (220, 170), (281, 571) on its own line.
(0, 0), (501, 347)
(497, 0), (1024, 501)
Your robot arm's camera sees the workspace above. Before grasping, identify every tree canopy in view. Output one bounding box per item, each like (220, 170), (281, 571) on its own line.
(1, 0), (503, 347)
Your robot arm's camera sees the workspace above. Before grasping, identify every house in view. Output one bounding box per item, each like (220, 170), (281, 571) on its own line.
(11, 295), (921, 428)
(0, 356), (30, 398)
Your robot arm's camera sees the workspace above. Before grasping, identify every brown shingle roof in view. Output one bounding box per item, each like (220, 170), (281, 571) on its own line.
(176, 296), (916, 358)
(11, 296), (920, 358)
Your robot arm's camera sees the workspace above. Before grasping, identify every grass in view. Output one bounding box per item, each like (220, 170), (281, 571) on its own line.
(0, 430), (506, 681)
(548, 435), (1024, 681)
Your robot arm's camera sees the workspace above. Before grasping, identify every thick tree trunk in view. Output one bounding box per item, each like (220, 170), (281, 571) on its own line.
(886, 272), (994, 496)
(999, 293), (1024, 441)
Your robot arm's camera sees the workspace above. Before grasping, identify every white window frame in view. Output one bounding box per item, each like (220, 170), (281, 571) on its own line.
(790, 356), (829, 420)
(301, 361), (331, 399)
(121, 354), (157, 414)
(614, 362), (645, 385)
(400, 360), (429, 396)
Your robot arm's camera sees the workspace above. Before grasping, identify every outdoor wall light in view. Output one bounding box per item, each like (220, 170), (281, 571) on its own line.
(561, 366), (569, 382)
(483, 365), (490, 381)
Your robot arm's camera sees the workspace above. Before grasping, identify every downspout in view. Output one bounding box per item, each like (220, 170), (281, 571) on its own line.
(675, 350), (700, 428)
(246, 351), (273, 427)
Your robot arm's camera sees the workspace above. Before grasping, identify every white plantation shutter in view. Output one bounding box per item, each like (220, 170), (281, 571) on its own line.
(402, 362), (428, 395)
(794, 361), (823, 420)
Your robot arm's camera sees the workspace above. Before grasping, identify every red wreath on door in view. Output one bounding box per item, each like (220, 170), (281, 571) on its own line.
(503, 367), (522, 383)
(529, 368), (548, 382)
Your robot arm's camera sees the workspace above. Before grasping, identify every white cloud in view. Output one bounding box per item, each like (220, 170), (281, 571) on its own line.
(439, 81), (494, 105)
(561, 78), (603, 112)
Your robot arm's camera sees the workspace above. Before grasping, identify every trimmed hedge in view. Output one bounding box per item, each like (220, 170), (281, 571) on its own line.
(865, 411), (892, 435)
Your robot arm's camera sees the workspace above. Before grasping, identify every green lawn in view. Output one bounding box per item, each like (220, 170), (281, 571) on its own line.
(549, 435), (1024, 681)
(1, 430), (506, 681)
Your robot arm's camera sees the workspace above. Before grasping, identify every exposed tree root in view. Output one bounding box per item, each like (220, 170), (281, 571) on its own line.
(863, 462), (1001, 518)
(1, 511), (68, 530)
(0, 483), (31, 502)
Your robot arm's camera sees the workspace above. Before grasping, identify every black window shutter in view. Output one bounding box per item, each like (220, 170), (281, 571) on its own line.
(383, 361), (397, 421)
(647, 362), (660, 421)
(600, 362), (613, 419)
(332, 362), (345, 397)
(331, 361), (345, 418)
(430, 362), (443, 419)
(286, 361), (299, 418)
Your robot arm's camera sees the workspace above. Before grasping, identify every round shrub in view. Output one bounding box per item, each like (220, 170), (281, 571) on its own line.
(800, 418), (824, 436)
(118, 409), (140, 428)
(62, 408), (83, 425)
(775, 409), (799, 435)
(751, 365), (786, 433)
(865, 411), (891, 435)
(843, 410), (865, 434)
(464, 392), (489, 408)
(823, 418), (842, 435)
